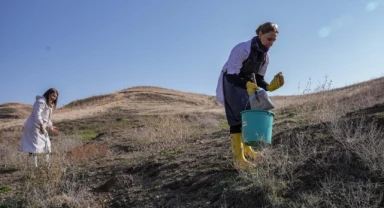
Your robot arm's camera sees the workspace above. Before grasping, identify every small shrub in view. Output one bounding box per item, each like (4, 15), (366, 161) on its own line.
(0, 186), (11, 194)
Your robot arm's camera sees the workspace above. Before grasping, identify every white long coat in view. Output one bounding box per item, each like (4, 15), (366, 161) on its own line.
(20, 96), (53, 153)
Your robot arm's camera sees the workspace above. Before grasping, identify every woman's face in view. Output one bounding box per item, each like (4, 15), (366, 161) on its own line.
(259, 31), (278, 48)
(49, 93), (57, 102)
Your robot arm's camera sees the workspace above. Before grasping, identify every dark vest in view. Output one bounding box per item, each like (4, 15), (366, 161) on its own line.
(238, 37), (267, 82)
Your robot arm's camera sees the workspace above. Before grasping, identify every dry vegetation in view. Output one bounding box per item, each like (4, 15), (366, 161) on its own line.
(1, 78), (384, 207)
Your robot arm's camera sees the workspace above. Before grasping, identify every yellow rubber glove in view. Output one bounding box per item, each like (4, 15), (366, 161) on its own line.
(267, 72), (284, 92)
(246, 81), (259, 95)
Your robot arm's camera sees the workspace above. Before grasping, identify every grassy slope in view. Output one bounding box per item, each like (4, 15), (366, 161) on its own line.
(1, 77), (384, 207)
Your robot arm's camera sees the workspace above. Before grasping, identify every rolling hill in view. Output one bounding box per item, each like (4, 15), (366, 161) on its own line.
(1, 77), (384, 207)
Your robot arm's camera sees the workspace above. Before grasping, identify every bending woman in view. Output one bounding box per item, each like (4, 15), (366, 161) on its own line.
(20, 88), (59, 167)
(215, 22), (284, 170)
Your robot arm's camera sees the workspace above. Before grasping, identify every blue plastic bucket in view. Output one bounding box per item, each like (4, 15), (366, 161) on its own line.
(241, 110), (275, 147)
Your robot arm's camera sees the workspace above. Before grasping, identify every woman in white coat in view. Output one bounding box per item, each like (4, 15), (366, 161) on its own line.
(20, 88), (59, 167)
(215, 22), (284, 170)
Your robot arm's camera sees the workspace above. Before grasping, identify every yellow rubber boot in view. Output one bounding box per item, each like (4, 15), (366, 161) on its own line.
(243, 144), (258, 159)
(230, 133), (251, 170)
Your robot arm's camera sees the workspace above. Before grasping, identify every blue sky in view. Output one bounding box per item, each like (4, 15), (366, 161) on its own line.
(1, 0), (383, 107)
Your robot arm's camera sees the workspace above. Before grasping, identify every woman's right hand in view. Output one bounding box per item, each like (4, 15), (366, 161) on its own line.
(246, 81), (259, 95)
(39, 124), (45, 135)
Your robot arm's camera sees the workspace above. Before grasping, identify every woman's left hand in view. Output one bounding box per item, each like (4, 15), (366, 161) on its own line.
(267, 72), (285, 92)
(50, 126), (59, 134)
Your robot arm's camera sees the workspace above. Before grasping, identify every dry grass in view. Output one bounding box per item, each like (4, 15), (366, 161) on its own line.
(0, 103), (32, 119)
(225, 76), (384, 207)
(0, 86), (224, 130)
(227, 116), (384, 207)
(0, 133), (98, 207)
(113, 113), (223, 163)
(66, 143), (109, 164)
(1, 79), (384, 207)
(0, 89), (224, 207)
(331, 117), (384, 175)
(272, 76), (384, 123)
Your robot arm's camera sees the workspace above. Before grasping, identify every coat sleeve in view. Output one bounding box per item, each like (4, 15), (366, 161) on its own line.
(256, 74), (269, 91)
(223, 42), (250, 88)
(225, 42), (249, 75)
(32, 99), (45, 125)
(47, 109), (53, 127)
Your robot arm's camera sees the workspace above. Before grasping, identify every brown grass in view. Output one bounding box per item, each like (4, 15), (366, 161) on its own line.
(66, 143), (109, 164)
(0, 86), (225, 207)
(272, 76), (384, 123)
(0, 103), (32, 119)
(0, 86), (224, 130)
(222, 76), (384, 207)
(1, 78), (384, 207)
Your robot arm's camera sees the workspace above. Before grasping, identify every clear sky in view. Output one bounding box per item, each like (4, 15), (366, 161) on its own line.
(1, 0), (383, 107)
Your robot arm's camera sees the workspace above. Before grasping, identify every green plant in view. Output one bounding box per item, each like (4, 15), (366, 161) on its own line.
(0, 186), (11, 194)
(78, 129), (99, 140)
(161, 147), (184, 157)
(219, 119), (229, 129)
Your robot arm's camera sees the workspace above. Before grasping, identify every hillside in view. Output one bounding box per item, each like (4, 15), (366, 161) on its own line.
(0, 86), (223, 130)
(1, 77), (384, 207)
(0, 103), (32, 120)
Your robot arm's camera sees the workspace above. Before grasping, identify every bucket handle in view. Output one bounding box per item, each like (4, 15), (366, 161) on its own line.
(252, 73), (258, 87)
(244, 73), (259, 111)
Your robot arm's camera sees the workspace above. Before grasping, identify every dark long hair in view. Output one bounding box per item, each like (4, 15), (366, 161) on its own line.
(43, 88), (59, 109)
